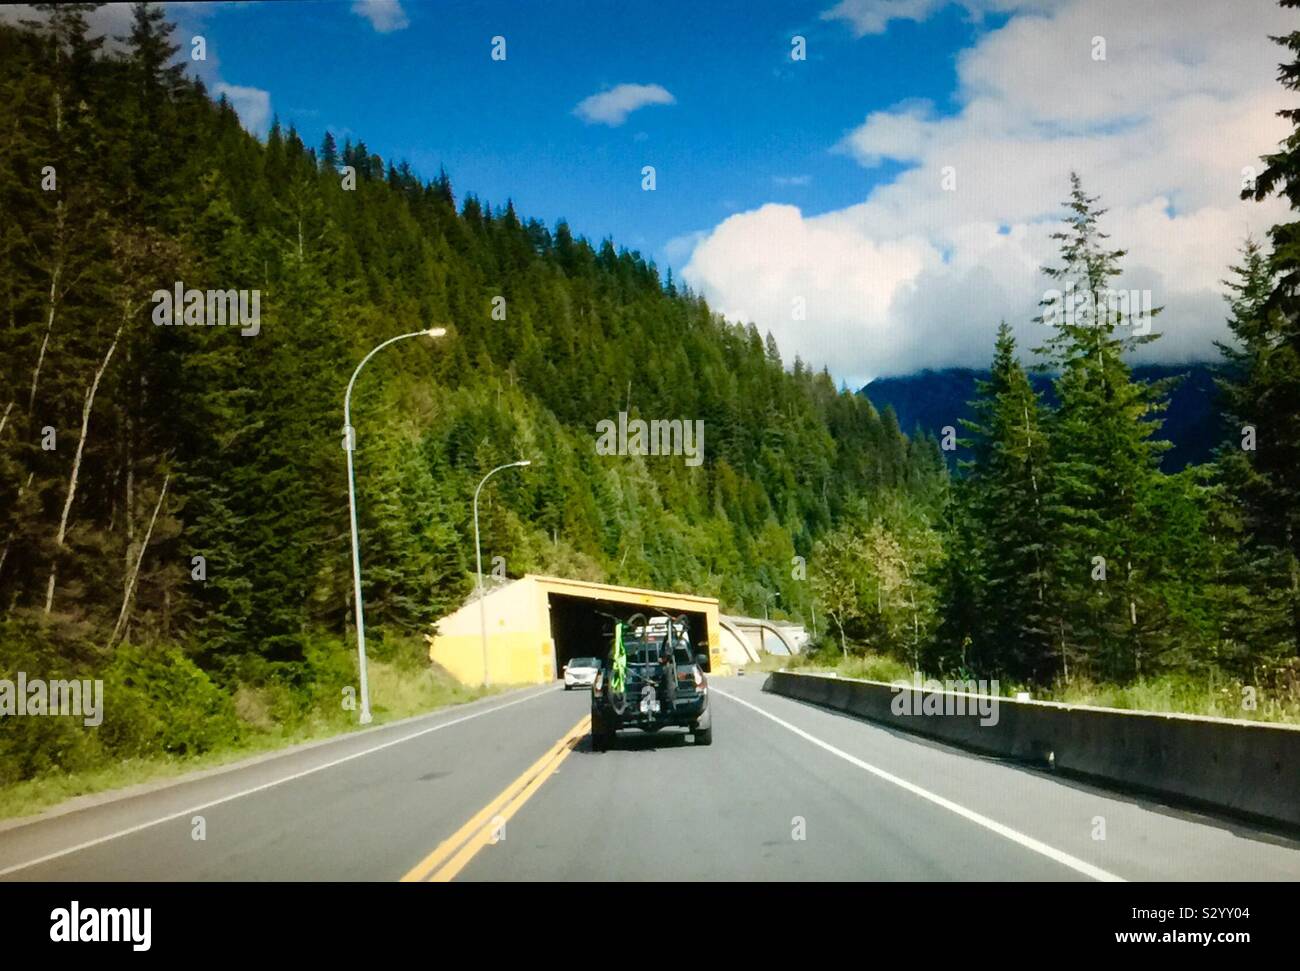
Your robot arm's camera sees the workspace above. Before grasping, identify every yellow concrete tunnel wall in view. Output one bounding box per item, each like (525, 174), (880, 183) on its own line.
(430, 630), (555, 686)
(427, 575), (727, 686)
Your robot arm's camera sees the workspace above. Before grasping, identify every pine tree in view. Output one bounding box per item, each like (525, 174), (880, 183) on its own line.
(1240, 4), (1300, 653)
(1035, 175), (1190, 681)
(1214, 237), (1299, 666)
(319, 130), (338, 172)
(959, 323), (1058, 681)
(118, 1), (185, 222)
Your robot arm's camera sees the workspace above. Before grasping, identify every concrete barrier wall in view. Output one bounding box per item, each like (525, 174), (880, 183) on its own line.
(764, 671), (1300, 829)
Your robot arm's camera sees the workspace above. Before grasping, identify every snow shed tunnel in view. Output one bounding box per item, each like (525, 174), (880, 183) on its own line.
(431, 577), (728, 681)
(426, 574), (725, 685)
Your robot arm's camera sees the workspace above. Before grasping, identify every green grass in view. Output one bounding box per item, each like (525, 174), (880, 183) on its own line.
(0, 639), (505, 822)
(743, 648), (912, 683)
(1038, 674), (1300, 723)
(760, 647), (1300, 725)
(737, 653), (798, 674)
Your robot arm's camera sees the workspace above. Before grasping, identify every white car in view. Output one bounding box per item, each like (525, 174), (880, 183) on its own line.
(563, 657), (601, 690)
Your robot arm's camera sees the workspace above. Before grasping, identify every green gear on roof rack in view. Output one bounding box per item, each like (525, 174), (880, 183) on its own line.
(611, 621), (627, 694)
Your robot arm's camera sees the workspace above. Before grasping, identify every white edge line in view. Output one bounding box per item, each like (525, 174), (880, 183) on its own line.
(0, 688), (551, 878)
(714, 687), (1125, 883)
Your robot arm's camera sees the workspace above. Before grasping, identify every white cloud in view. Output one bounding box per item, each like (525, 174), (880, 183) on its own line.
(0, 2), (176, 54)
(665, 230), (710, 266)
(351, 0), (409, 33)
(821, 0), (1048, 36)
(839, 99), (935, 167)
(773, 175), (813, 186)
(683, 0), (1292, 381)
(215, 82), (271, 135)
(822, 0), (949, 35)
(574, 83), (676, 127)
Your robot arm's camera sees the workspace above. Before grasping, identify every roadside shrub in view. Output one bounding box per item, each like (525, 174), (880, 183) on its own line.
(98, 644), (242, 757)
(0, 708), (103, 786)
(0, 617), (105, 784)
(302, 633), (361, 722)
(838, 653), (914, 683)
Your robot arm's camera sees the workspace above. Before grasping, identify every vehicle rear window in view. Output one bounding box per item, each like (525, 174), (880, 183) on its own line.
(624, 644), (695, 665)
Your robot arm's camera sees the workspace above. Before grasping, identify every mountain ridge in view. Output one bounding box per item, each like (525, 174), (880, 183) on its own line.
(862, 362), (1227, 471)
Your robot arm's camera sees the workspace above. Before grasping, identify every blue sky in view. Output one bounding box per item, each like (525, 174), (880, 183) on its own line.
(18, 0), (1282, 381)
(189, 0), (995, 277)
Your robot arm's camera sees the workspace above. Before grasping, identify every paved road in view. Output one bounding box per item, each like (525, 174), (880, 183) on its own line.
(3, 675), (1299, 881)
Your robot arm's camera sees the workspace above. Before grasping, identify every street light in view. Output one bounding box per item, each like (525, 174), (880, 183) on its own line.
(343, 327), (446, 724)
(474, 459), (531, 687)
(763, 591), (780, 655)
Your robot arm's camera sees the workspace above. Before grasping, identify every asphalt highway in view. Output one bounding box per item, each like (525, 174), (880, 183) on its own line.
(3, 675), (1299, 881)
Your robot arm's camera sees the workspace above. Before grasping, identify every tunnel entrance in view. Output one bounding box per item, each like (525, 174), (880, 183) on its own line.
(547, 594), (710, 677)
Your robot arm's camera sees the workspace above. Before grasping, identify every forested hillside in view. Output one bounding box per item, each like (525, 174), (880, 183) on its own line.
(0, 1), (945, 781)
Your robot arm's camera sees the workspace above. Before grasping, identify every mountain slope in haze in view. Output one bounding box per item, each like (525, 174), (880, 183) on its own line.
(862, 363), (1226, 471)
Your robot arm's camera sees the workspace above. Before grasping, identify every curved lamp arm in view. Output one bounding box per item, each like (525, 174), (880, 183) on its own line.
(473, 459), (531, 687)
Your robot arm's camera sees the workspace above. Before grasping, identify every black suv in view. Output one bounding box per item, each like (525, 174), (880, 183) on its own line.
(590, 615), (711, 749)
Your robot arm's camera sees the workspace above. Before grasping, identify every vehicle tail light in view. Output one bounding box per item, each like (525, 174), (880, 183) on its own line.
(693, 666), (704, 687)
(593, 671), (603, 695)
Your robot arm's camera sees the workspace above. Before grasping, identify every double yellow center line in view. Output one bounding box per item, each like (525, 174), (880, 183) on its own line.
(401, 713), (591, 882)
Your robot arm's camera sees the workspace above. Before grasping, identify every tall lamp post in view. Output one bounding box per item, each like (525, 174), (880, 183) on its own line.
(474, 460), (531, 687)
(344, 327), (446, 724)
